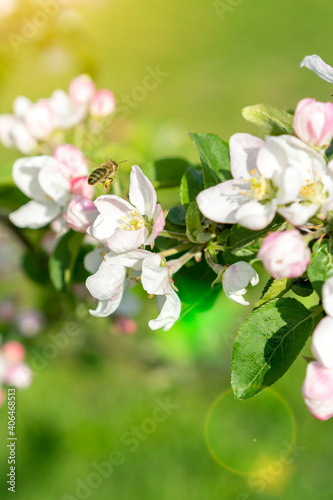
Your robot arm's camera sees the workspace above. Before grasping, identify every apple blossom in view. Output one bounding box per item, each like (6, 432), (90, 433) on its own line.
(0, 342), (33, 390)
(88, 165), (166, 253)
(65, 196), (98, 233)
(302, 316), (333, 420)
(197, 133), (332, 229)
(9, 146), (90, 229)
(222, 261), (259, 306)
(69, 74), (96, 106)
(258, 230), (311, 280)
(90, 89), (116, 118)
(294, 98), (333, 149)
(2, 341), (25, 363)
(24, 99), (56, 140)
(49, 89), (87, 129)
(0, 115), (17, 148)
(141, 253), (182, 330)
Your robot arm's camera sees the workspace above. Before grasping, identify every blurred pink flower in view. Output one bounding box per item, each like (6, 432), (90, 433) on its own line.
(90, 90), (116, 118)
(69, 75), (96, 106)
(15, 309), (45, 337)
(2, 341), (25, 363)
(65, 196), (98, 233)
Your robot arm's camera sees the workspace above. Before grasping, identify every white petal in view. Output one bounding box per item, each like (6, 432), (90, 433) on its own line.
(94, 195), (134, 215)
(105, 227), (149, 253)
(86, 261), (126, 301)
(84, 245), (107, 274)
(223, 261), (259, 306)
(89, 290), (124, 318)
(300, 55), (333, 84)
(141, 254), (171, 295)
(230, 133), (264, 180)
(11, 122), (37, 154)
(104, 249), (152, 270)
(274, 166), (302, 205)
(196, 179), (248, 223)
(236, 200), (276, 230)
(278, 203), (319, 226)
(12, 156), (53, 201)
(323, 276), (333, 317)
(148, 290), (181, 331)
(9, 200), (60, 228)
(38, 164), (70, 206)
(13, 96), (32, 118)
(312, 316), (333, 369)
(129, 165), (157, 218)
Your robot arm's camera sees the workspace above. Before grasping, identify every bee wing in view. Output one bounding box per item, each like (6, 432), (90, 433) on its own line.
(85, 156), (103, 170)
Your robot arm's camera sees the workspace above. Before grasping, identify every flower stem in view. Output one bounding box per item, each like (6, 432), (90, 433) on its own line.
(159, 230), (189, 241)
(168, 245), (204, 275)
(159, 242), (193, 258)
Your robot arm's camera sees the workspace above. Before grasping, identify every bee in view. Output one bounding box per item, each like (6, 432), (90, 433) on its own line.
(87, 159), (127, 192)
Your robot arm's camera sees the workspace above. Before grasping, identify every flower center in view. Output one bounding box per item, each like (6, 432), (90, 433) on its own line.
(247, 173), (276, 202)
(120, 209), (148, 231)
(300, 181), (327, 205)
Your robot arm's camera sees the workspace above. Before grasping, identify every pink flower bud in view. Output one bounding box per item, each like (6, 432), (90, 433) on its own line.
(2, 341), (25, 363)
(90, 89), (116, 118)
(294, 98), (333, 148)
(0, 301), (16, 322)
(258, 230), (311, 279)
(70, 176), (94, 198)
(24, 99), (55, 140)
(65, 195), (98, 233)
(69, 75), (96, 106)
(53, 144), (88, 178)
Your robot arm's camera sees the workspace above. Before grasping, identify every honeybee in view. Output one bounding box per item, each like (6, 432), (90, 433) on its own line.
(87, 159), (127, 192)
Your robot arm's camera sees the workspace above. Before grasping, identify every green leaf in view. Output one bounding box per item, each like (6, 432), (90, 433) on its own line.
(254, 278), (292, 309)
(232, 298), (314, 399)
(153, 157), (191, 188)
(189, 132), (231, 187)
(22, 251), (49, 285)
(186, 201), (201, 243)
(308, 238), (333, 298)
(242, 104), (294, 136)
(180, 166), (204, 207)
(49, 231), (85, 292)
(291, 279), (314, 298)
(167, 205), (186, 226)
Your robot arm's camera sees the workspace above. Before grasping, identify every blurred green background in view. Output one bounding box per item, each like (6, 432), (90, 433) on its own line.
(1, 0), (333, 499)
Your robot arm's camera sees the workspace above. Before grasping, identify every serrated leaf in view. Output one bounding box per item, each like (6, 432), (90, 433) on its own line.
(232, 298), (314, 399)
(189, 132), (231, 187)
(185, 201), (211, 244)
(308, 238), (333, 298)
(242, 104), (294, 136)
(180, 166), (204, 207)
(254, 278), (292, 309)
(49, 231), (85, 291)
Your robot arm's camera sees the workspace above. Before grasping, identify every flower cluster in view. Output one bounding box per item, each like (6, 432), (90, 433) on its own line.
(0, 74), (115, 155)
(6, 55), (333, 420)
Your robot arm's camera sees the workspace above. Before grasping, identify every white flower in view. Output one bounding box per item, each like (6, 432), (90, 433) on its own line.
(88, 165), (166, 253)
(86, 250), (181, 331)
(197, 133), (332, 229)
(300, 55), (333, 84)
(141, 254), (182, 331)
(222, 261), (259, 305)
(49, 90), (87, 129)
(9, 146), (89, 229)
(86, 249), (150, 317)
